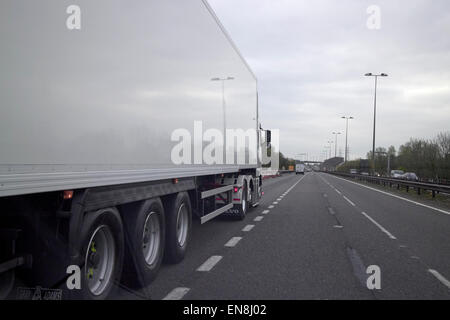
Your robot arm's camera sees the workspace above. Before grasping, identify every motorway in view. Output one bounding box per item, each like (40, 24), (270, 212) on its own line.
(117, 172), (450, 300)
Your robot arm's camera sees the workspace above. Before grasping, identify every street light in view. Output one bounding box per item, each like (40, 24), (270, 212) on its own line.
(341, 116), (354, 162)
(365, 73), (388, 172)
(332, 132), (341, 158)
(211, 77), (235, 152)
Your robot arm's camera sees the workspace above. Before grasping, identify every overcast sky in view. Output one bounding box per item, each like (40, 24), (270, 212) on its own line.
(208, 0), (450, 161)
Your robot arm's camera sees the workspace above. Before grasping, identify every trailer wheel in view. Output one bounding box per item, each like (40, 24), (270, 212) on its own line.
(164, 192), (192, 264)
(121, 198), (165, 288)
(77, 208), (124, 300)
(235, 182), (248, 220)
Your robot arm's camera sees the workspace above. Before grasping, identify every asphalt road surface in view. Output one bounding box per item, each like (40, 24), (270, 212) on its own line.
(116, 172), (450, 300)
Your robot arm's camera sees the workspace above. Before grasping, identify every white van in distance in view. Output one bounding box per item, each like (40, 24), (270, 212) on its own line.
(296, 164), (305, 175)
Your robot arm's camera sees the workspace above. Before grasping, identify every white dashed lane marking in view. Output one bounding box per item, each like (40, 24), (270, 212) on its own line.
(224, 237), (242, 247)
(319, 173), (450, 291)
(343, 196), (356, 207)
(163, 287), (190, 300)
(428, 269), (450, 289)
(262, 210), (270, 214)
(197, 255), (222, 272)
(361, 211), (397, 240)
(242, 224), (255, 232)
(254, 216), (264, 222)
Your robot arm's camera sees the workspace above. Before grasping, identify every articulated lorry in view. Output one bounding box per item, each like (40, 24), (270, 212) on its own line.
(0, 0), (269, 299)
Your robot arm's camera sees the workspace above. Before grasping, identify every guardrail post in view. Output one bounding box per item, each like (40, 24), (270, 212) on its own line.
(406, 186), (409, 192)
(432, 190), (436, 198)
(417, 188), (421, 195)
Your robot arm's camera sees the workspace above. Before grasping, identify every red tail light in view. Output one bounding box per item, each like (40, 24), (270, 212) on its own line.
(63, 190), (73, 200)
(234, 187), (239, 193)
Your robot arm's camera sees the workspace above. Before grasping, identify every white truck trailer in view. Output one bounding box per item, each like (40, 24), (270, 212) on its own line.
(0, 0), (268, 299)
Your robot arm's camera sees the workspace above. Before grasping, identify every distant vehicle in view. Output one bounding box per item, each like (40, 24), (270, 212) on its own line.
(296, 164), (305, 175)
(400, 172), (419, 181)
(391, 170), (404, 178)
(350, 169), (358, 174)
(361, 172), (370, 176)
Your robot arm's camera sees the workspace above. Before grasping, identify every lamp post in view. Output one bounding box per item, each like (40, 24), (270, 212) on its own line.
(365, 73), (388, 173)
(341, 116), (354, 162)
(211, 76), (234, 153)
(332, 132), (341, 158)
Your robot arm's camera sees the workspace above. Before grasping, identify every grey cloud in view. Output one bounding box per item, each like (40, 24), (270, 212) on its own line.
(209, 0), (450, 160)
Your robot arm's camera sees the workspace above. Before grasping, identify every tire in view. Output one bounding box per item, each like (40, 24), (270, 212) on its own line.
(164, 192), (192, 264)
(76, 208), (124, 300)
(235, 182), (248, 220)
(121, 198), (165, 288)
